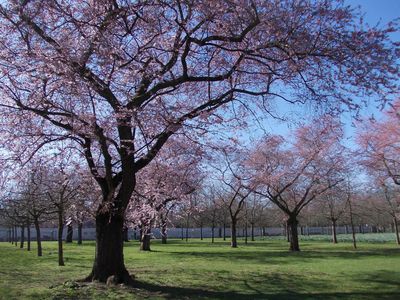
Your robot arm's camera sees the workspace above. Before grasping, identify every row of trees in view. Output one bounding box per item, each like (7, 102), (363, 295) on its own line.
(2, 112), (399, 259)
(0, 0), (398, 285)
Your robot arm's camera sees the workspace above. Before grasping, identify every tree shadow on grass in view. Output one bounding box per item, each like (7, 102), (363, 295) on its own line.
(131, 274), (400, 300)
(161, 248), (400, 266)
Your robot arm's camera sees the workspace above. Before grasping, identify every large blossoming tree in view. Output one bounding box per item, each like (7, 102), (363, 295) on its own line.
(0, 0), (398, 283)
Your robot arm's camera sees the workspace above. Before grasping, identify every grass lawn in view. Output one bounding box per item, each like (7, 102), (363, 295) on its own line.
(0, 236), (399, 299)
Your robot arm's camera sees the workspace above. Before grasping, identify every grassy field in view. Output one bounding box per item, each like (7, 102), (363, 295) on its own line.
(0, 236), (399, 300)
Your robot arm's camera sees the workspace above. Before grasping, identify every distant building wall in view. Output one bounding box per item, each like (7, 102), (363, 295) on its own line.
(0, 225), (381, 242)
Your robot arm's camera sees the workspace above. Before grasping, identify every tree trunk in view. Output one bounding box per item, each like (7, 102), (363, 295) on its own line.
(8, 228), (11, 243)
(211, 224), (215, 243)
(223, 223), (226, 241)
(27, 224), (31, 251)
(11, 226), (14, 245)
(14, 225), (18, 247)
(200, 224), (203, 240)
(394, 217), (400, 245)
(185, 226), (189, 242)
(287, 216), (300, 251)
(231, 220), (237, 248)
(34, 220), (42, 257)
(58, 212), (65, 266)
(20, 226), (25, 249)
(123, 226), (129, 242)
(161, 222), (167, 244)
(86, 211), (132, 284)
(244, 222), (248, 245)
(140, 228), (151, 251)
(331, 219), (338, 244)
(348, 200), (357, 250)
(77, 222), (83, 245)
(218, 227), (222, 238)
(66, 224), (73, 243)
(251, 223), (255, 241)
(286, 222), (291, 242)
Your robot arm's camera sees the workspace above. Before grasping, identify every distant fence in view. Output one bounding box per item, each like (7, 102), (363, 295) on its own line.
(0, 224), (391, 242)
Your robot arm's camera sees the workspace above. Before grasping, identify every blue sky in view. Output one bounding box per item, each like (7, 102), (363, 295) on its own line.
(245, 0), (400, 148)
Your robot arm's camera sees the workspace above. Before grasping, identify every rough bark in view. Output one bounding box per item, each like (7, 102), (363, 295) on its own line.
(66, 224), (73, 243)
(34, 219), (42, 257)
(287, 216), (300, 251)
(86, 211), (133, 284)
(77, 222), (83, 245)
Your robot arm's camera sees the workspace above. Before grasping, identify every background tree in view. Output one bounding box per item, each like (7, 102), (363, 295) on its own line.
(249, 118), (347, 251)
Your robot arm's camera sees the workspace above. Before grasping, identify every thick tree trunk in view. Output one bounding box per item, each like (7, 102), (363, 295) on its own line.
(251, 223), (255, 241)
(20, 226), (25, 249)
(218, 227), (222, 238)
(223, 223), (226, 241)
(161, 222), (167, 244)
(58, 212), (65, 266)
(140, 228), (151, 251)
(77, 222), (83, 245)
(34, 220), (42, 257)
(287, 216), (300, 251)
(8, 228), (11, 243)
(211, 224), (215, 243)
(231, 220), (237, 248)
(27, 224), (31, 251)
(86, 211), (132, 284)
(200, 224), (203, 240)
(123, 226), (129, 242)
(66, 224), (73, 243)
(394, 217), (400, 245)
(331, 219), (338, 244)
(185, 226), (189, 242)
(181, 226), (184, 240)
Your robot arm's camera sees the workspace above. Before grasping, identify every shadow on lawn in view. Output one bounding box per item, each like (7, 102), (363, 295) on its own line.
(131, 277), (400, 300)
(161, 248), (400, 265)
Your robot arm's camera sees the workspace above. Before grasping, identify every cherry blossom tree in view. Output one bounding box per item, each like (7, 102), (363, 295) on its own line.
(126, 137), (203, 250)
(0, 0), (398, 283)
(358, 99), (400, 187)
(249, 117), (347, 251)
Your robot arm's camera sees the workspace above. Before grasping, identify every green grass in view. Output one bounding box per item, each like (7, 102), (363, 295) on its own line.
(0, 236), (399, 299)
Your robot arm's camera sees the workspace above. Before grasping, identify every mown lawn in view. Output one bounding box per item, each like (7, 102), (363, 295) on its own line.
(0, 236), (399, 299)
